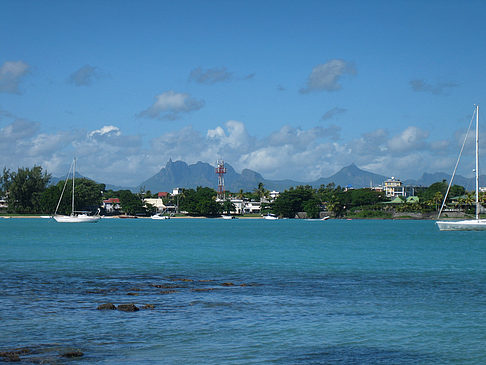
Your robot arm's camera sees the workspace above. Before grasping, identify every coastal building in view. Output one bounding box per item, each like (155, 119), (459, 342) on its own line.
(102, 198), (121, 213)
(269, 191), (280, 200)
(172, 188), (182, 196)
(144, 198), (167, 212)
(243, 201), (261, 214)
(383, 177), (406, 198)
(0, 196), (7, 210)
(230, 199), (244, 214)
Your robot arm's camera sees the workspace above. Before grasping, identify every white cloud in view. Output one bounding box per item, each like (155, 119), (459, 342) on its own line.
(189, 66), (233, 84)
(410, 79), (458, 95)
(88, 125), (121, 138)
(387, 126), (429, 154)
(0, 61), (30, 94)
(321, 107), (347, 121)
(0, 109), (472, 186)
(68, 65), (102, 86)
(139, 90), (205, 120)
(300, 59), (356, 93)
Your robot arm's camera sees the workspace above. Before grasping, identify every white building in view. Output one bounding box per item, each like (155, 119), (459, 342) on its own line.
(102, 198), (121, 213)
(243, 201), (261, 214)
(269, 191), (280, 200)
(172, 188), (182, 196)
(383, 177), (405, 198)
(144, 198), (167, 212)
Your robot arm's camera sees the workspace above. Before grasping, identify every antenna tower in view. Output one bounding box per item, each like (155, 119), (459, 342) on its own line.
(215, 159), (227, 200)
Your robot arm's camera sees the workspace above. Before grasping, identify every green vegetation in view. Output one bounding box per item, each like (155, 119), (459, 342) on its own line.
(179, 187), (222, 216)
(1, 166), (51, 213)
(0, 164), (480, 219)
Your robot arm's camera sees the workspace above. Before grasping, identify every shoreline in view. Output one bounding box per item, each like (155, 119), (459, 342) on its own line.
(0, 214), (460, 220)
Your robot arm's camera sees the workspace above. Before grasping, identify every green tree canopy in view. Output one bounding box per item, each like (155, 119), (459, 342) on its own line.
(1, 166), (51, 213)
(272, 185), (316, 218)
(118, 189), (146, 215)
(39, 178), (105, 215)
(179, 187), (221, 216)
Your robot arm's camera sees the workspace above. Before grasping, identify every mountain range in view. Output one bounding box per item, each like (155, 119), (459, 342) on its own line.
(50, 159), (484, 193)
(135, 159), (484, 193)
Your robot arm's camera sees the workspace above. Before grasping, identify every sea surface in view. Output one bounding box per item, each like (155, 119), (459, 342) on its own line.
(1, 218), (486, 364)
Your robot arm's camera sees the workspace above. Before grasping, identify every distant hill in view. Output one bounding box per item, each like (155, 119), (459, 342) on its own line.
(405, 172), (484, 189)
(138, 160), (390, 193)
(312, 163), (387, 188)
(138, 159), (267, 192)
(51, 159), (482, 194)
(49, 173), (132, 192)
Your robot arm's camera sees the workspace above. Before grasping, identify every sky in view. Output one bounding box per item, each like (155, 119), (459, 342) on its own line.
(1, 0), (486, 187)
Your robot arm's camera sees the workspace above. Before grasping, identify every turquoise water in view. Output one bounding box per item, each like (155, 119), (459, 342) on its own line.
(1, 218), (486, 364)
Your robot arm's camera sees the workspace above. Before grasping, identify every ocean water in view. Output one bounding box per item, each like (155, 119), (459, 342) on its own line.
(1, 218), (486, 364)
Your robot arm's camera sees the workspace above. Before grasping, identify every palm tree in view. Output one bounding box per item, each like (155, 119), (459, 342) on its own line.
(255, 182), (267, 203)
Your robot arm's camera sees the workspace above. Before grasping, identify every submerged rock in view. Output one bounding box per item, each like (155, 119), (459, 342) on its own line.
(0, 351), (21, 361)
(117, 303), (139, 312)
(97, 303), (116, 310)
(61, 349), (84, 358)
(141, 304), (155, 310)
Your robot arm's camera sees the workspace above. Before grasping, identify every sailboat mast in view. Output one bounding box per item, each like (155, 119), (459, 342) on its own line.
(72, 158), (76, 216)
(476, 105), (479, 220)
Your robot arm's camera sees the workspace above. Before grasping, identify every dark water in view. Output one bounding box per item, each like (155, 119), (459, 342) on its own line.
(1, 218), (486, 364)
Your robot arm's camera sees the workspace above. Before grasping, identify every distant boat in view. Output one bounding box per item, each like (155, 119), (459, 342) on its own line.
(321, 216), (330, 220)
(53, 158), (100, 223)
(221, 215), (236, 219)
(263, 213), (278, 220)
(151, 213), (170, 220)
(436, 105), (486, 231)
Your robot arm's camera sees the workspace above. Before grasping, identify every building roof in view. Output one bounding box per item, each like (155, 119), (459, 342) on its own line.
(384, 196), (404, 204)
(103, 198), (120, 204)
(158, 192), (169, 197)
(406, 196), (419, 203)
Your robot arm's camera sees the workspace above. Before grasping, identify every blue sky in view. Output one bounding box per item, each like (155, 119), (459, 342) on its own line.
(1, 0), (486, 187)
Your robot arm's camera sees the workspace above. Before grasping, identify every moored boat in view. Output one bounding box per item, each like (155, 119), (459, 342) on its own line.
(436, 106), (486, 231)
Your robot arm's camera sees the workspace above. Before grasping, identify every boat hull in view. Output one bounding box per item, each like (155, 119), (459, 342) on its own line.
(53, 215), (100, 223)
(436, 219), (486, 231)
(151, 215), (169, 220)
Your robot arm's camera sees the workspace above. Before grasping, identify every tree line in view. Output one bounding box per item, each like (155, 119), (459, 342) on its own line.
(0, 166), (478, 218)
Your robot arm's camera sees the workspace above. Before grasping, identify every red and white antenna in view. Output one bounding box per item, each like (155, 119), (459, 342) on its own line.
(215, 159), (226, 200)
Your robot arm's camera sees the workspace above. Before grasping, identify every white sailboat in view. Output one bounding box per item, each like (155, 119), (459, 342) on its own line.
(53, 158), (100, 223)
(436, 105), (486, 231)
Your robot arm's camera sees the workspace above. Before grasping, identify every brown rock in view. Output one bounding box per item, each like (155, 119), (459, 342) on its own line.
(0, 351), (20, 362)
(221, 282), (235, 286)
(61, 350), (84, 358)
(97, 303), (116, 310)
(117, 303), (139, 312)
(142, 304), (155, 310)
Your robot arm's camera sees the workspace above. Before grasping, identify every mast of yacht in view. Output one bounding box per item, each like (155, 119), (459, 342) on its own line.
(72, 158), (76, 216)
(475, 106), (479, 220)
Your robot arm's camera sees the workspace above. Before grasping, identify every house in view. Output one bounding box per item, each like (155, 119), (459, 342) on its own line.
(383, 177), (406, 198)
(144, 198), (166, 212)
(172, 188), (182, 196)
(269, 191), (280, 201)
(102, 198), (121, 213)
(227, 199), (244, 214)
(158, 192), (169, 199)
(244, 201), (261, 214)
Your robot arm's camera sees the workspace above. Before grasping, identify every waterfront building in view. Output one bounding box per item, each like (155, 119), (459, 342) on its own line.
(102, 198), (121, 213)
(383, 177), (406, 198)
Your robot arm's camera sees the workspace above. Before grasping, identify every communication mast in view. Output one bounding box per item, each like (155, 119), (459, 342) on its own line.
(215, 159), (227, 200)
